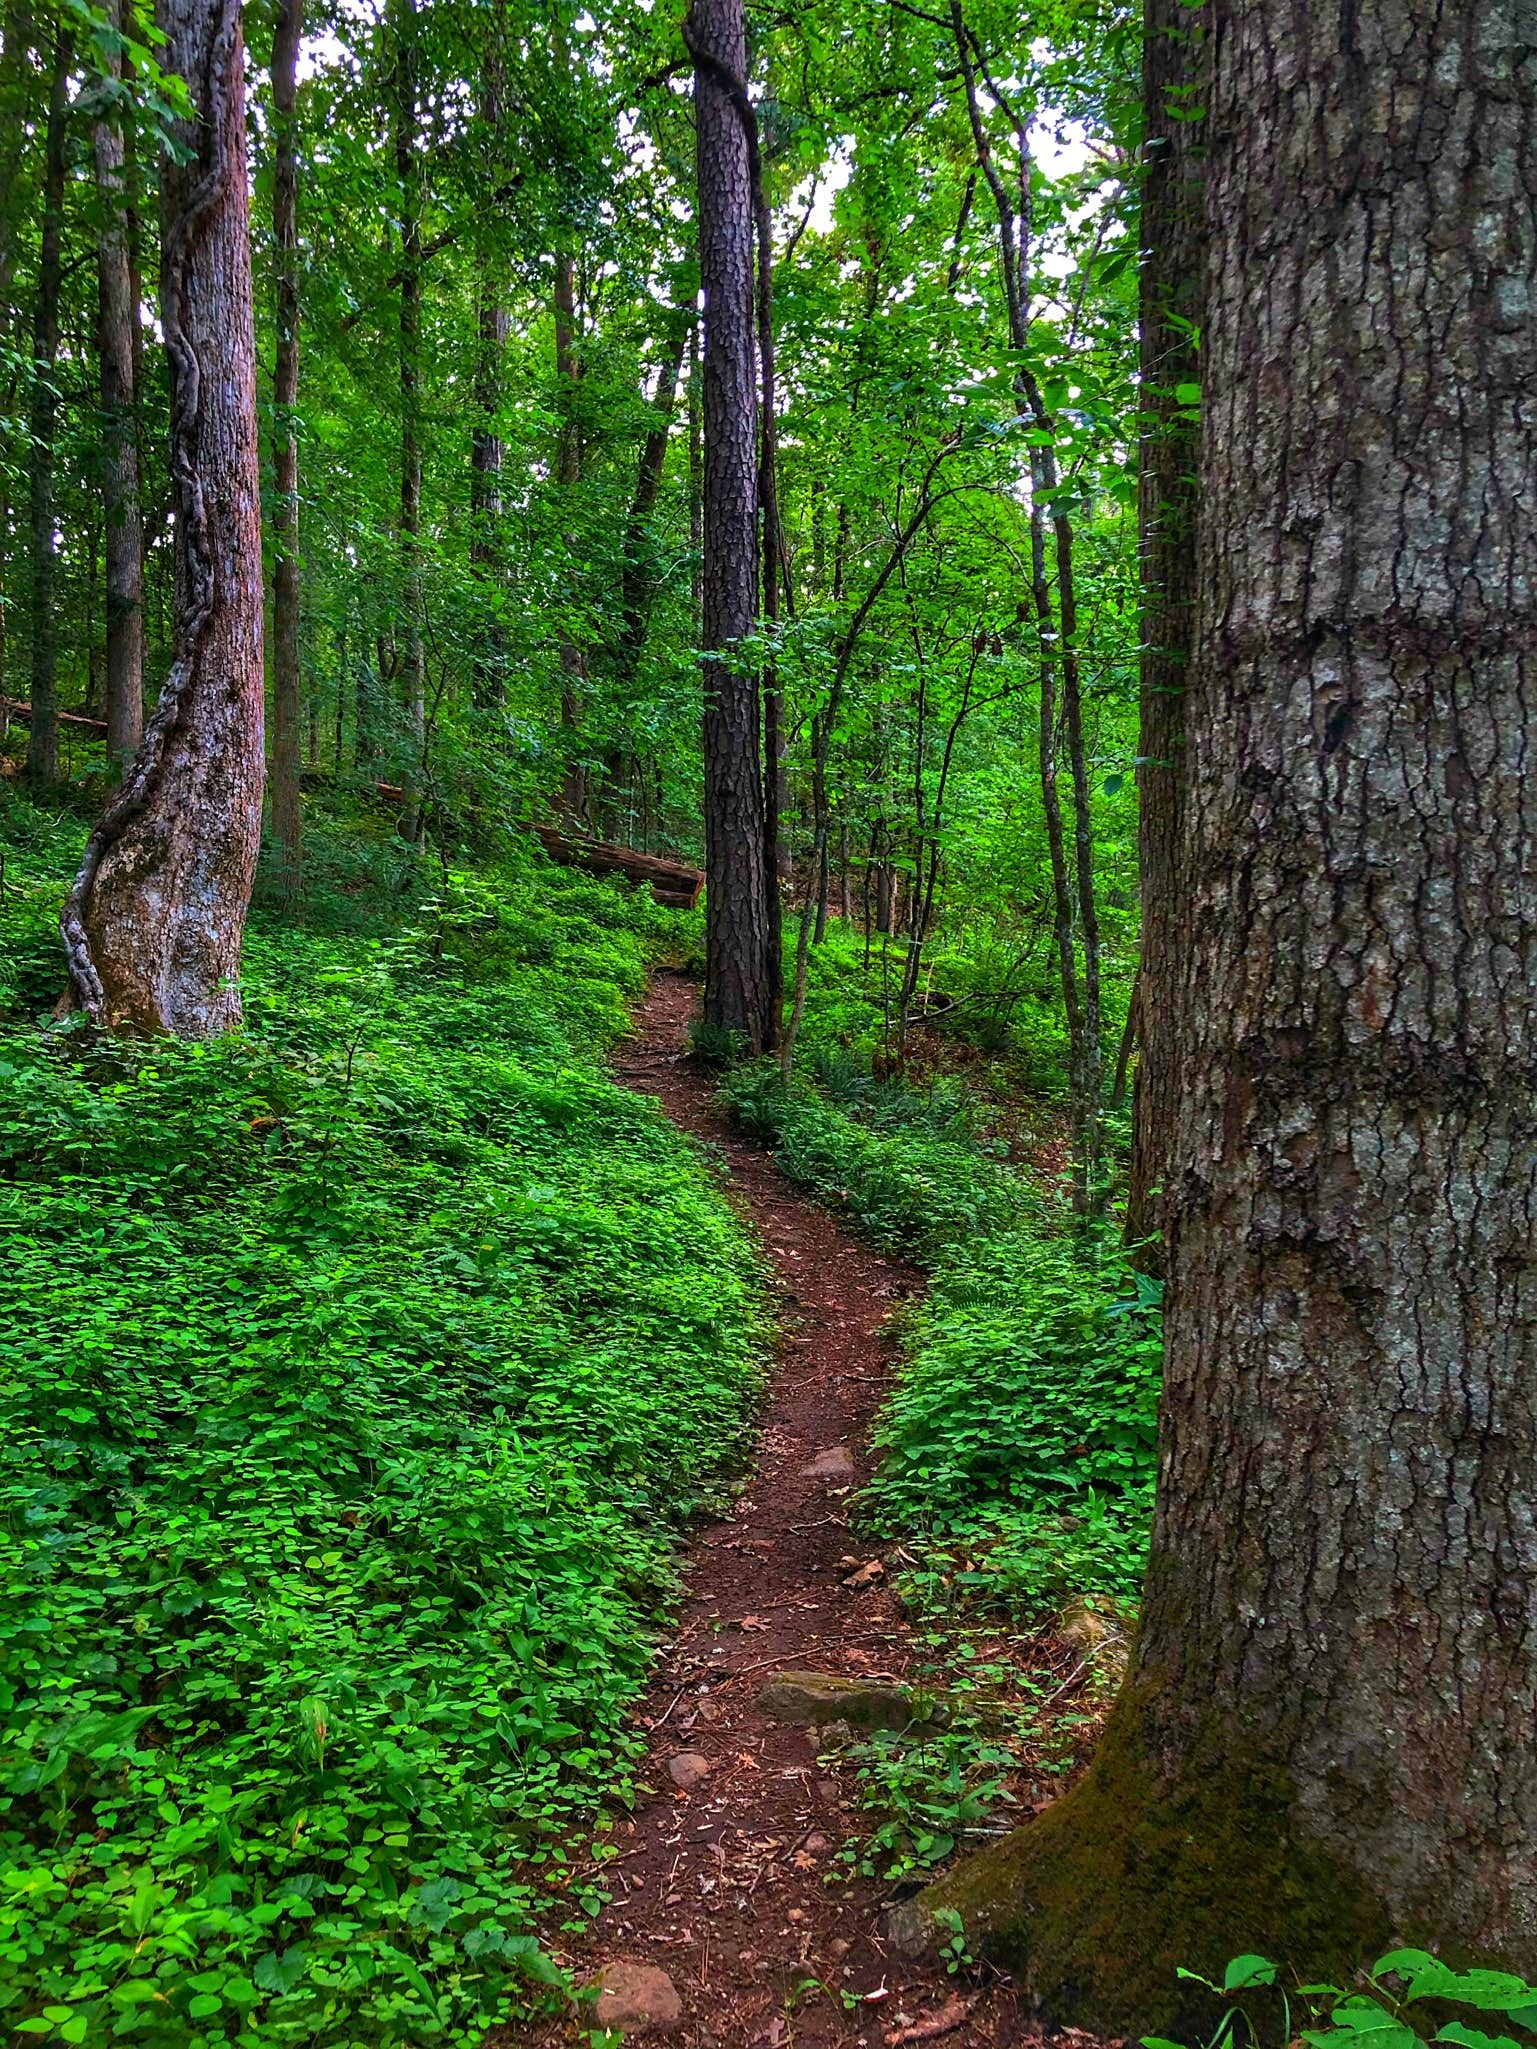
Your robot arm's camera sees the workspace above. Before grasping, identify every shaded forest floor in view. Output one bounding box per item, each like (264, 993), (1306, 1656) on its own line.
(518, 973), (1033, 2047)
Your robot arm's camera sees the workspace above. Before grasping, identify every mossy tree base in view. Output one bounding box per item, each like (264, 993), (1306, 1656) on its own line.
(885, 1700), (1393, 2039)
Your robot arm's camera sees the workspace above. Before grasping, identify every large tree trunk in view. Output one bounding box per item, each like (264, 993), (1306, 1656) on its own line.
(62, 0), (265, 1034)
(95, 0), (145, 767)
(24, 19), (72, 786)
(891, 0), (1537, 2022)
(268, 0), (302, 889)
(1127, 0), (1205, 1259)
(689, 0), (774, 1053)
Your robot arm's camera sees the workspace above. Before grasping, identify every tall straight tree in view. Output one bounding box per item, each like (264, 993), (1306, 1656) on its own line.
(24, 17), (73, 785)
(892, 0), (1537, 2019)
(268, 0), (302, 888)
(62, 0), (265, 1033)
(94, 0), (145, 767)
(1126, 0), (1205, 1259)
(391, 0), (425, 843)
(688, 0), (775, 1053)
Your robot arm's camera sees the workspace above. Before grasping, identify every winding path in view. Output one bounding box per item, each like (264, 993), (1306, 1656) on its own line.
(527, 973), (1027, 2047)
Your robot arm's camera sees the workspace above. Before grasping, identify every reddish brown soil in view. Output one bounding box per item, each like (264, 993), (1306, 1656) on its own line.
(519, 973), (1030, 2048)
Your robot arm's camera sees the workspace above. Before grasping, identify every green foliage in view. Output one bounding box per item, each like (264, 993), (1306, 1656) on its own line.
(1150, 1951), (1537, 2049)
(0, 797), (762, 2045)
(721, 1064), (1033, 1260)
(868, 1234), (1161, 1534)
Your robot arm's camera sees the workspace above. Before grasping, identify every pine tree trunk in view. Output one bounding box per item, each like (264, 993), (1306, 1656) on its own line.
(24, 20), (71, 786)
(892, 0), (1537, 2019)
(690, 0), (773, 1053)
(268, 0), (302, 890)
(62, 0), (265, 1034)
(0, 0), (32, 715)
(94, 0), (144, 767)
(1127, 0), (1205, 1260)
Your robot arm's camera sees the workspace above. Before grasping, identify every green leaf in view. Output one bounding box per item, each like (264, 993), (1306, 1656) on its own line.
(1224, 1956), (1277, 1992)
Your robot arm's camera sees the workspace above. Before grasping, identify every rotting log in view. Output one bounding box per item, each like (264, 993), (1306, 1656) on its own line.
(533, 823), (703, 908)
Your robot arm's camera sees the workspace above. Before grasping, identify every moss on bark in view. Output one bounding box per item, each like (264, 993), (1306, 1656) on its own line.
(887, 1689), (1393, 2037)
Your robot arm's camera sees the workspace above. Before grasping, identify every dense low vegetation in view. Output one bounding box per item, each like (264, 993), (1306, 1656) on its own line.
(0, 792), (762, 2046)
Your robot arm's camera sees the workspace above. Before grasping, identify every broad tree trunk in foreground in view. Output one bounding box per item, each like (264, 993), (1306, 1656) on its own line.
(25, 21), (72, 785)
(268, 0), (302, 889)
(893, 0), (1537, 2022)
(690, 0), (774, 1054)
(1127, 0), (1204, 1260)
(63, 0), (265, 1034)
(95, 0), (146, 767)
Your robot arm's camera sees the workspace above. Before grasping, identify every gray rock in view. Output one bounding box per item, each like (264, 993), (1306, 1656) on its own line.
(757, 1669), (915, 1732)
(588, 1959), (683, 2033)
(666, 1750), (711, 1789)
(801, 1446), (856, 1481)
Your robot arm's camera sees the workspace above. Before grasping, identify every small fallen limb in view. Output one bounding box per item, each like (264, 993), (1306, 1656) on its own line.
(883, 1993), (978, 2044)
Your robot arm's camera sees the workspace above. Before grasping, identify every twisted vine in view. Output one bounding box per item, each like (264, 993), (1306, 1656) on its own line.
(60, 0), (243, 1022)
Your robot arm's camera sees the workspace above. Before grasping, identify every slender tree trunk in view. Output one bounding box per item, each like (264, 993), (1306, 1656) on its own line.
(268, 0), (302, 890)
(62, 0), (265, 1033)
(94, 0), (145, 767)
(470, 287), (508, 702)
(688, 0), (773, 1053)
(0, 0), (32, 716)
(894, 0), (1537, 2019)
(25, 20), (72, 785)
(1127, 0), (1204, 1259)
(392, 0), (425, 844)
(614, 318), (688, 689)
(553, 244), (588, 820)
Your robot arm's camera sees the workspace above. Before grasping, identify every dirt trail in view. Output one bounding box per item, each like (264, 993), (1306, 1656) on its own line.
(529, 973), (1027, 2048)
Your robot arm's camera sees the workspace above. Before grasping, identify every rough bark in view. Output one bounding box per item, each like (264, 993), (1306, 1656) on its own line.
(24, 20), (72, 785)
(269, 0), (302, 888)
(62, 0), (265, 1034)
(95, 0), (145, 766)
(892, 0), (1537, 2021)
(1127, 0), (1205, 1259)
(688, 0), (773, 1054)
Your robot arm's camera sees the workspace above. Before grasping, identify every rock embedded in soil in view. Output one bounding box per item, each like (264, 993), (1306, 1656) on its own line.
(802, 1446), (856, 1481)
(588, 1959), (683, 2033)
(758, 1669), (916, 1732)
(666, 1750), (712, 1789)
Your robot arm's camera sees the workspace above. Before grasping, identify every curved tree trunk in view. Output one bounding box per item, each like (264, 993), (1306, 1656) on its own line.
(95, 0), (145, 768)
(1127, 0), (1205, 1260)
(268, 0), (302, 891)
(62, 0), (264, 1035)
(689, 0), (773, 1054)
(892, 0), (1537, 2022)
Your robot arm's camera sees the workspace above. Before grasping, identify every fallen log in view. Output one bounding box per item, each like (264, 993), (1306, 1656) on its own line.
(532, 823), (704, 908)
(1, 698), (109, 734)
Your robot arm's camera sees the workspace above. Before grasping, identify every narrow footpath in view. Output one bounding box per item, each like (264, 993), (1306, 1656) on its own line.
(529, 973), (1028, 2048)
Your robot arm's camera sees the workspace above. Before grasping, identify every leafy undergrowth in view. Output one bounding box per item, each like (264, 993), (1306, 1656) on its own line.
(0, 792), (762, 2046)
(721, 997), (1157, 1880)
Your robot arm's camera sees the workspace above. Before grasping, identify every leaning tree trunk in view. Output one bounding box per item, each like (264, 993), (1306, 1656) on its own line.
(1126, 0), (1205, 1261)
(95, 0), (145, 767)
(890, 0), (1537, 2024)
(62, 0), (265, 1034)
(688, 0), (774, 1054)
(24, 20), (72, 786)
(268, 0), (302, 890)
